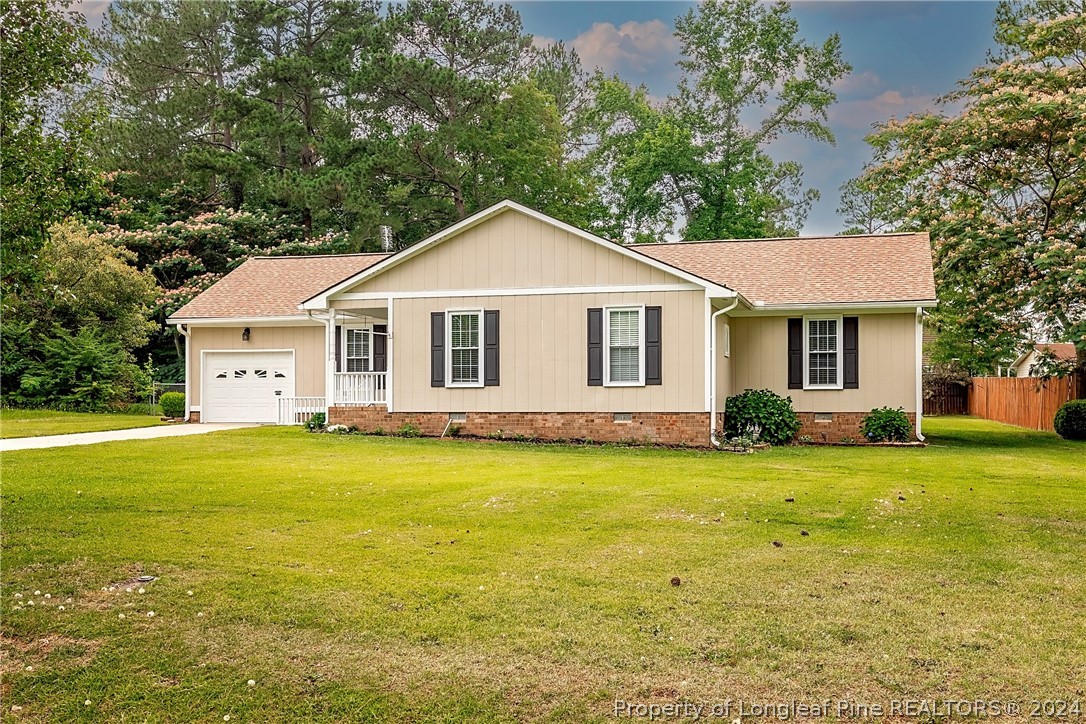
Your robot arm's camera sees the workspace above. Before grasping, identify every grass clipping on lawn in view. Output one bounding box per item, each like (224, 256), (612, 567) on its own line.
(2, 416), (1085, 721)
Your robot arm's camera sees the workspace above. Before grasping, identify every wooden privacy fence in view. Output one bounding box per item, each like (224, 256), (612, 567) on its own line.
(968, 375), (1079, 432)
(923, 379), (969, 416)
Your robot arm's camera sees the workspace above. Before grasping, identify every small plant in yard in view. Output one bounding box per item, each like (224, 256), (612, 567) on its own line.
(326, 424), (350, 434)
(723, 389), (800, 445)
(840, 436), (856, 444)
(303, 413), (326, 432)
(797, 434), (813, 444)
(396, 421), (421, 438)
(159, 392), (185, 418)
(861, 407), (912, 442)
(1054, 400), (1086, 441)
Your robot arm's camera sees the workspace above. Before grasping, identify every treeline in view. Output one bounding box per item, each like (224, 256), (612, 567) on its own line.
(2, 0), (849, 406)
(2, 0), (1081, 408)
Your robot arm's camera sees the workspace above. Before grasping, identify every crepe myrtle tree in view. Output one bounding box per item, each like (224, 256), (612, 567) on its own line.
(859, 1), (1086, 388)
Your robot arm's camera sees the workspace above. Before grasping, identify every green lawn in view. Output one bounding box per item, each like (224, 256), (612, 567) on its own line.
(2, 417), (1084, 721)
(0, 409), (165, 439)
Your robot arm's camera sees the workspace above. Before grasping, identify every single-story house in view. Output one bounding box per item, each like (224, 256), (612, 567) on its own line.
(1009, 343), (1077, 377)
(169, 200), (936, 445)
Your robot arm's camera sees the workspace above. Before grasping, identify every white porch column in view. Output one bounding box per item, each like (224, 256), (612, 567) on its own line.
(325, 310), (336, 416)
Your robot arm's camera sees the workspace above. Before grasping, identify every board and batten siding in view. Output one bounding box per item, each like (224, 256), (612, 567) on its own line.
(186, 325), (326, 407)
(729, 313), (917, 412)
(344, 208), (683, 294)
(392, 291), (706, 413)
(714, 313), (733, 415)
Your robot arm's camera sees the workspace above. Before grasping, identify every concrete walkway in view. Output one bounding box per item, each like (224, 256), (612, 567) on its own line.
(0, 423), (260, 452)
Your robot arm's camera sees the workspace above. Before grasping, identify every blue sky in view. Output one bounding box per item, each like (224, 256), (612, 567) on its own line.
(513, 1), (999, 235)
(74, 0), (1000, 235)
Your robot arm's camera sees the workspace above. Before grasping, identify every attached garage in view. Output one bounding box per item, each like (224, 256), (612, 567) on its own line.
(201, 350), (295, 423)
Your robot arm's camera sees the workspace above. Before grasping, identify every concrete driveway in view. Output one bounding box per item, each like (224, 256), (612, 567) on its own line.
(0, 423), (261, 452)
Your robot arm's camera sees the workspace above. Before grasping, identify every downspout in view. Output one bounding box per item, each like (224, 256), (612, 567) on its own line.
(709, 297), (740, 448)
(178, 324), (192, 422)
(915, 306), (926, 441)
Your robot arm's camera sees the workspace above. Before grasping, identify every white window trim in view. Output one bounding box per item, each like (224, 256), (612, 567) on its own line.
(603, 304), (646, 387)
(341, 324), (372, 373)
(445, 309), (484, 388)
(803, 314), (843, 390)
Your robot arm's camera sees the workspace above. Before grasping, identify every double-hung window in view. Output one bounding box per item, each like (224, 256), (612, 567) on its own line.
(804, 316), (842, 389)
(344, 327), (371, 372)
(605, 306), (644, 386)
(447, 310), (482, 386)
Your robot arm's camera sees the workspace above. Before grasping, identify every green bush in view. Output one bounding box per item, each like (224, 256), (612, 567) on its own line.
(861, 406), (912, 442)
(304, 413), (326, 432)
(14, 326), (149, 411)
(159, 392), (186, 418)
(1054, 400), (1086, 441)
(396, 421), (422, 438)
(723, 389), (800, 445)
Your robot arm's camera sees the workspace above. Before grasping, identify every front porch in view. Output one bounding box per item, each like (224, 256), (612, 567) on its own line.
(278, 304), (390, 425)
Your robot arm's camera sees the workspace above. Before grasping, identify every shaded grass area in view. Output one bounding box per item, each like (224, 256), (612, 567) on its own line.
(0, 409), (165, 439)
(2, 416), (1084, 721)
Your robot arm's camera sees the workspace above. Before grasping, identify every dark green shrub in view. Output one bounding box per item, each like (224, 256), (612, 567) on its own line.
(304, 412), (326, 432)
(396, 421), (421, 438)
(723, 389), (800, 445)
(861, 406), (912, 442)
(159, 392), (186, 418)
(14, 326), (148, 411)
(1054, 400), (1086, 441)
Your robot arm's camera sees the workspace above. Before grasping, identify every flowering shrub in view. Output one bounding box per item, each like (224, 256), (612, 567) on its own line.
(722, 389), (800, 445)
(860, 407), (912, 442)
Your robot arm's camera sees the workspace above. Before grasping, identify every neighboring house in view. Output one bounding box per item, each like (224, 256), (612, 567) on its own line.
(169, 200), (936, 444)
(1009, 343), (1077, 377)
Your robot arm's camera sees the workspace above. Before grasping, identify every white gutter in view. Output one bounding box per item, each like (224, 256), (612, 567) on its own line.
(177, 324), (192, 422)
(915, 306), (925, 441)
(709, 297), (740, 448)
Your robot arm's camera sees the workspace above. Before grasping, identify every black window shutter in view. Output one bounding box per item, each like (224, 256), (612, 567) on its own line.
(484, 310), (500, 386)
(373, 324), (387, 373)
(334, 325), (342, 373)
(430, 312), (444, 387)
(645, 306), (662, 385)
(843, 316), (859, 389)
(787, 318), (803, 389)
(587, 308), (603, 386)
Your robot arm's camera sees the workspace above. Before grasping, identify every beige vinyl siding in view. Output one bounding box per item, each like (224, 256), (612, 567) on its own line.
(714, 314), (732, 414)
(187, 325), (325, 406)
(729, 313), (916, 412)
(392, 291), (706, 412)
(347, 209), (683, 294)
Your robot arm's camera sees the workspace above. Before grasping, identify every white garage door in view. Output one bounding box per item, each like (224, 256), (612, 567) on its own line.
(202, 351), (295, 423)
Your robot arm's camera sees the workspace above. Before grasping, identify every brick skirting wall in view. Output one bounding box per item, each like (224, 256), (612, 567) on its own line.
(188, 411), (201, 423)
(795, 411), (918, 442)
(329, 407), (712, 446)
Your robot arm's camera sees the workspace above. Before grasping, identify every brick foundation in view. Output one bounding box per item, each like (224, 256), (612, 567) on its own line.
(188, 411), (201, 423)
(328, 407), (711, 446)
(325, 408), (917, 445)
(795, 411), (917, 442)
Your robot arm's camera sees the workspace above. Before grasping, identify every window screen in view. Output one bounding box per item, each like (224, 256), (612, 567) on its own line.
(608, 308), (640, 383)
(449, 312), (480, 384)
(808, 318), (838, 386)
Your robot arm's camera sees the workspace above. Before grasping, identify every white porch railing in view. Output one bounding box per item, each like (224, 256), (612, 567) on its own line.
(334, 372), (387, 405)
(277, 396), (326, 425)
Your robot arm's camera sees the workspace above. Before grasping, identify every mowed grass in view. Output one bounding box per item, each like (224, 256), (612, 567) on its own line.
(0, 409), (165, 439)
(2, 417), (1084, 721)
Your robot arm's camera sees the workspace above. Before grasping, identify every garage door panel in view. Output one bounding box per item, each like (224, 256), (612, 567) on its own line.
(203, 351), (294, 423)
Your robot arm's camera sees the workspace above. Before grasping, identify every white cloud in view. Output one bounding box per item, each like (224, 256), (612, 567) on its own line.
(568, 19), (680, 78)
(828, 89), (943, 131)
(832, 70), (883, 97)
